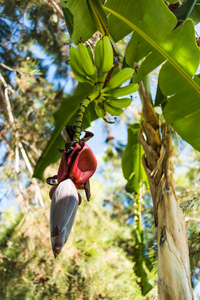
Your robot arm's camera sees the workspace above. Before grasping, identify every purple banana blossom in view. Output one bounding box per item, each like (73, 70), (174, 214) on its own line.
(50, 179), (79, 258)
(57, 142), (97, 190)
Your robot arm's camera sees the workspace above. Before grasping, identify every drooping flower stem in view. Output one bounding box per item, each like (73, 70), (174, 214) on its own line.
(73, 91), (99, 142)
(73, 97), (91, 142)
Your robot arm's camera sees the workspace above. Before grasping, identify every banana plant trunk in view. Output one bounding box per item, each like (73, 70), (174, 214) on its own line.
(138, 82), (194, 300)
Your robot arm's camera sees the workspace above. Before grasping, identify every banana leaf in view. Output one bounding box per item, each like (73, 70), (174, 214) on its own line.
(104, 0), (200, 152)
(60, 0), (96, 44)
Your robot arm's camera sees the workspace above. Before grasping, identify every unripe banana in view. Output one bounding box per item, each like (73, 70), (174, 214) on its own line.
(102, 36), (113, 73)
(95, 102), (106, 118)
(70, 63), (93, 85)
(77, 43), (96, 76)
(109, 97), (132, 108)
(87, 45), (94, 64)
(104, 103), (123, 116)
(106, 68), (135, 90)
(69, 46), (87, 76)
(107, 83), (138, 97)
(95, 39), (103, 71)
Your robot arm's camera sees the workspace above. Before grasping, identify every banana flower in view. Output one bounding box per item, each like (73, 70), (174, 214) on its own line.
(47, 128), (97, 257)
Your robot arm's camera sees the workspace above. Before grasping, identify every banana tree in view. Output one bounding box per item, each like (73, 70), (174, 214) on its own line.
(33, 0), (200, 298)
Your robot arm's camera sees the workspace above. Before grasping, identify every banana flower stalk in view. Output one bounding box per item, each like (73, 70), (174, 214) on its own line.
(47, 126), (97, 258)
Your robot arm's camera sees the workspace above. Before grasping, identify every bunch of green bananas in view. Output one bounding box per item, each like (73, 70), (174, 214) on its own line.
(69, 35), (114, 85)
(69, 43), (96, 85)
(69, 36), (139, 118)
(94, 68), (139, 118)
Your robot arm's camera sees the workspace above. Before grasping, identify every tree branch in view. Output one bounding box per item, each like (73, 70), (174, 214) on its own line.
(48, 0), (64, 18)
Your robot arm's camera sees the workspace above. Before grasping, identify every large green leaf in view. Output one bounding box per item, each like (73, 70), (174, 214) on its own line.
(107, 13), (132, 42)
(33, 83), (96, 179)
(125, 0), (199, 82)
(174, 0), (197, 20)
(60, 0), (96, 43)
(103, 0), (200, 151)
(160, 67), (200, 150)
(190, 0), (200, 23)
(86, 0), (108, 34)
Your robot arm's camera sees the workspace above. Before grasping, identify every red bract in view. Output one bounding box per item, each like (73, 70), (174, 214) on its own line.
(57, 142), (97, 190)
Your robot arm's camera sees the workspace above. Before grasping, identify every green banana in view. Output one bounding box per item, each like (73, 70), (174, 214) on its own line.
(95, 39), (103, 71)
(104, 103), (123, 116)
(70, 64), (93, 85)
(105, 68), (135, 90)
(95, 102), (106, 118)
(102, 36), (113, 73)
(107, 83), (138, 97)
(69, 46), (87, 76)
(77, 42), (96, 76)
(109, 97), (132, 108)
(87, 45), (94, 64)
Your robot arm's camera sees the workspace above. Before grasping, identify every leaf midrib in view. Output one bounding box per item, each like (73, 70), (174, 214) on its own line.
(103, 5), (200, 94)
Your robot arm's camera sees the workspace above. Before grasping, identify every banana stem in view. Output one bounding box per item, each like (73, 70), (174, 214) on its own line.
(73, 97), (92, 142)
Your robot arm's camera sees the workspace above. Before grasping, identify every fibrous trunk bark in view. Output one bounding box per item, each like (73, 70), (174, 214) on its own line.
(138, 82), (194, 300)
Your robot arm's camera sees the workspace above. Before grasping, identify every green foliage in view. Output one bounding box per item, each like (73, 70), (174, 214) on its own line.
(174, 0), (197, 20)
(102, 144), (157, 296)
(190, 0), (200, 23)
(0, 0), (70, 185)
(86, 0), (108, 34)
(61, 0), (96, 44)
(0, 0), (67, 70)
(103, 0), (200, 152)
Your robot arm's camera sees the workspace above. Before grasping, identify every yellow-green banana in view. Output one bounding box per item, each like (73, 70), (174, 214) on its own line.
(102, 36), (113, 73)
(95, 102), (106, 118)
(107, 83), (138, 97)
(70, 64), (93, 85)
(104, 103), (123, 116)
(95, 39), (103, 71)
(109, 97), (132, 108)
(105, 68), (135, 90)
(87, 45), (94, 64)
(69, 46), (87, 76)
(77, 43), (96, 76)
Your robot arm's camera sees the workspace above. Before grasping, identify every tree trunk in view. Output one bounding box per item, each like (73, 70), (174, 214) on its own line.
(138, 82), (194, 300)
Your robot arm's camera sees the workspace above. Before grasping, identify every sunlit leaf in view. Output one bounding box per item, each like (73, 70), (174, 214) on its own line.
(104, 0), (200, 151)
(60, 0), (96, 43)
